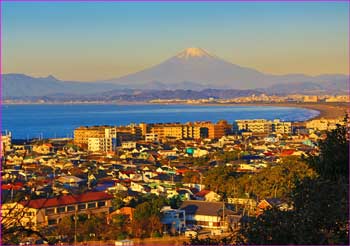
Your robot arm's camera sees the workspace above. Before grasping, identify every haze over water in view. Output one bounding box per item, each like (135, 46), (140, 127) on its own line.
(2, 104), (319, 139)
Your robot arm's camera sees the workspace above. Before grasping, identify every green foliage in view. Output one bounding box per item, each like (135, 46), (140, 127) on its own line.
(238, 209), (297, 244)
(55, 216), (74, 242)
(239, 123), (349, 244)
(306, 121), (349, 182)
(169, 195), (183, 209)
(193, 155), (210, 166)
(129, 193), (169, 209)
(182, 171), (200, 183)
(247, 157), (316, 200)
(203, 165), (238, 196)
(131, 195), (168, 238)
(215, 150), (239, 162)
(117, 232), (128, 240)
(184, 234), (235, 245)
(152, 231), (162, 238)
(102, 214), (129, 240)
(112, 197), (125, 211)
(203, 157), (315, 200)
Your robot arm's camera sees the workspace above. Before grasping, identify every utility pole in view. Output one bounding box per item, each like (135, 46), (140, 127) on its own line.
(222, 199), (225, 229)
(74, 208), (77, 246)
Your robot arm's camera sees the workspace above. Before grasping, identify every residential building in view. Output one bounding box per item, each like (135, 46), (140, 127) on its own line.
(33, 143), (53, 154)
(325, 95), (350, 103)
(1, 131), (12, 157)
(256, 198), (291, 216)
(180, 200), (235, 229)
(234, 119), (272, 134)
(121, 141), (137, 149)
(194, 190), (221, 202)
(303, 95), (318, 102)
(145, 133), (159, 142)
(2, 191), (113, 230)
(160, 206), (186, 232)
(306, 118), (343, 131)
(234, 119), (292, 135)
(88, 137), (108, 152)
(149, 123), (202, 141)
(74, 126), (117, 151)
(273, 119), (292, 134)
(195, 120), (232, 139)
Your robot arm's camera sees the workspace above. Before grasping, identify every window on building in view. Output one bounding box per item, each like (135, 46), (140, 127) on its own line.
(48, 219), (57, 225)
(198, 221), (209, 226)
(57, 207), (66, 213)
(213, 222), (220, 227)
(26, 222), (34, 227)
(97, 201), (106, 207)
(45, 208), (55, 215)
(88, 202), (96, 209)
(78, 204), (86, 210)
(67, 205), (75, 212)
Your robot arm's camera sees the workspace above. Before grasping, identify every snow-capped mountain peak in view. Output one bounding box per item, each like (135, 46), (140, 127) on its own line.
(176, 47), (212, 59)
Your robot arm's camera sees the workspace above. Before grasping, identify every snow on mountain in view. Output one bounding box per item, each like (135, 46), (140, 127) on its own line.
(176, 47), (213, 59)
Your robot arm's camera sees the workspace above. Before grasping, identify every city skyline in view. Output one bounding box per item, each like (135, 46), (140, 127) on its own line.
(2, 1), (349, 81)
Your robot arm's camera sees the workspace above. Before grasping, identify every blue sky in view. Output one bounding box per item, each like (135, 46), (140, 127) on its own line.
(2, 1), (349, 81)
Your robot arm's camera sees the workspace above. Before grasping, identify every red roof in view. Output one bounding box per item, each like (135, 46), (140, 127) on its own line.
(19, 191), (113, 209)
(280, 149), (295, 156)
(2, 184), (23, 190)
(195, 189), (211, 197)
(176, 169), (191, 174)
(264, 151), (274, 156)
(121, 170), (135, 175)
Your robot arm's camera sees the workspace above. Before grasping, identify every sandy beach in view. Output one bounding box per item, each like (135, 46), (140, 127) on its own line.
(226, 102), (349, 120)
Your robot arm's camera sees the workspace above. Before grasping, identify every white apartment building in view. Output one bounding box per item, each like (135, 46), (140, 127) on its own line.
(88, 128), (117, 152)
(121, 141), (137, 149)
(234, 119), (292, 135)
(145, 133), (159, 142)
(273, 119), (292, 134)
(1, 131), (12, 157)
(88, 138), (107, 152)
(306, 119), (343, 131)
(235, 119), (272, 134)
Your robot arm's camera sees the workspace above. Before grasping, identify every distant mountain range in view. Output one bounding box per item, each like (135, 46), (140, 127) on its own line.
(2, 47), (348, 101)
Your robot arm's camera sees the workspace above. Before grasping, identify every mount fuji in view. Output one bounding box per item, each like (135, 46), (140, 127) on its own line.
(104, 47), (348, 90)
(105, 47), (268, 89)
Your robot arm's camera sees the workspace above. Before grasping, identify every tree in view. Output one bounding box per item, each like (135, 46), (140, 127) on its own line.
(238, 123), (349, 244)
(56, 216), (74, 241)
(306, 120), (349, 183)
(203, 157), (315, 200)
(169, 195), (182, 209)
(183, 171), (200, 184)
(149, 215), (163, 237)
(131, 196), (168, 238)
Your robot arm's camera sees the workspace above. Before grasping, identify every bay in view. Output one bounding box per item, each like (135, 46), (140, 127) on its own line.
(1, 104), (319, 139)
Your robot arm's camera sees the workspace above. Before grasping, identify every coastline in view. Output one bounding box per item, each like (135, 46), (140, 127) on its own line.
(3, 101), (348, 121)
(139, 102), (348, 121)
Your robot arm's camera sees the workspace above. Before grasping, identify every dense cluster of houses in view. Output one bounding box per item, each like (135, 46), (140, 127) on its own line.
(1, 117), (345, 237)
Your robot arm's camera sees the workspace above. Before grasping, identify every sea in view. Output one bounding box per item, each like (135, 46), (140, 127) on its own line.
(2, 104), (320, 139)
